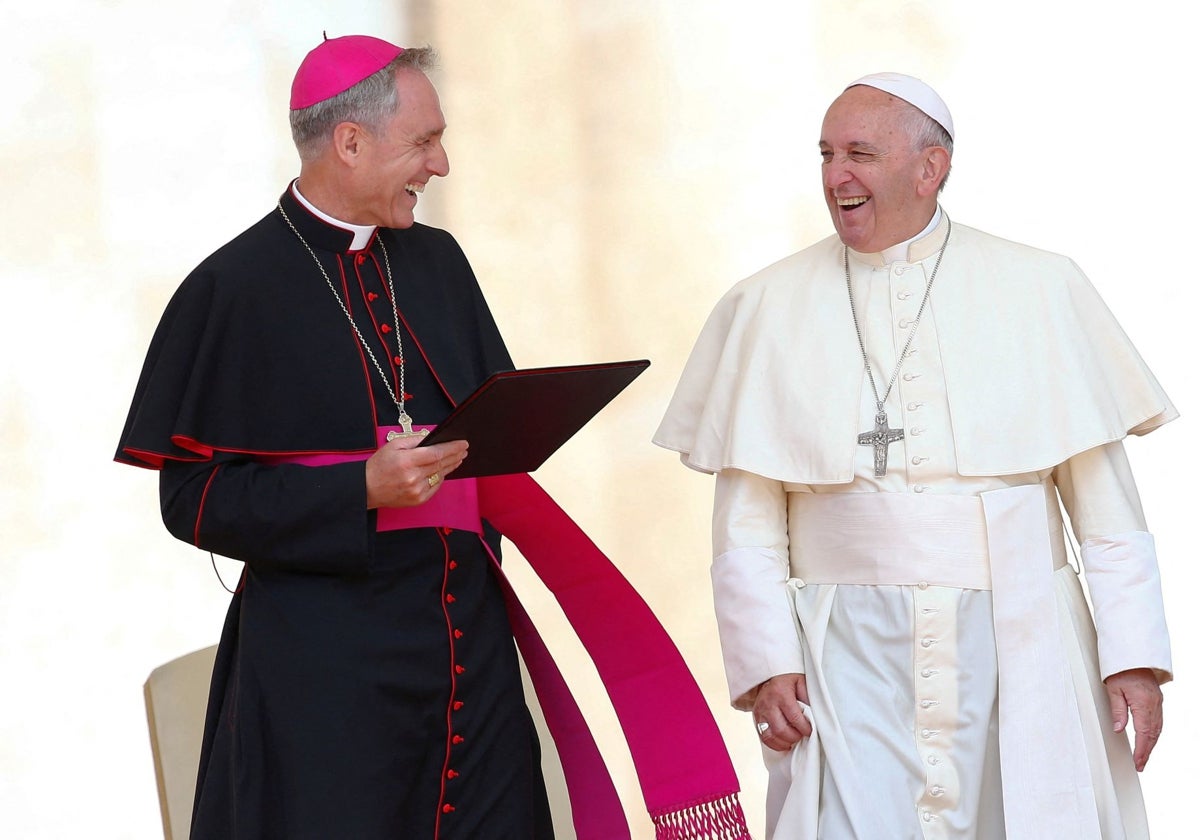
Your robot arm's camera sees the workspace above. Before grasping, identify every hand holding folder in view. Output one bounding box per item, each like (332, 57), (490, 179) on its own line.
(418, 359), (650, 478)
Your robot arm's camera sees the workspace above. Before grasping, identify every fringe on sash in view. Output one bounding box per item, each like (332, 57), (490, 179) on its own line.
(652, 792), (751, 840)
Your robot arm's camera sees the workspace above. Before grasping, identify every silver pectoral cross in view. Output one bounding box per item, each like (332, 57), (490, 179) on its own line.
(858, 410), (904, 477)
(385, 411), (429, 442)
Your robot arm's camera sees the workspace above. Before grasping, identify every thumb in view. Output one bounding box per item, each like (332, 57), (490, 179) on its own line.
(1107, 684), (1129, 733)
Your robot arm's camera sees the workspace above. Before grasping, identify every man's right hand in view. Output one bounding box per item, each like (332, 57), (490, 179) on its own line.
(752, 672), (812, 752)
(365, 436), (469, 509)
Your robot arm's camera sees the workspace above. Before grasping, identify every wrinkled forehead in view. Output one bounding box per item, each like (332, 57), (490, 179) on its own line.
(820, 86), (915, 145)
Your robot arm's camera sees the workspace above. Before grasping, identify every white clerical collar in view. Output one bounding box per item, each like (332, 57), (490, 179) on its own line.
(880, 206), (942, 264)
(290, 180), (377, 251)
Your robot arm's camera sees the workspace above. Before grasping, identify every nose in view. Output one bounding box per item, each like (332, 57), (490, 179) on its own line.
(430, 140), (450, 178)
(824, 158), (852, 190)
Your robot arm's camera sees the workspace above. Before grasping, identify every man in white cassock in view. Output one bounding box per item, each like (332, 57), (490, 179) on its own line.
(654, 73), (1174, 839)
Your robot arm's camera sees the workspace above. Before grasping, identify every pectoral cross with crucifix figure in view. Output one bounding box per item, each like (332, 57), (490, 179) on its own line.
(858, 409), (904, 477)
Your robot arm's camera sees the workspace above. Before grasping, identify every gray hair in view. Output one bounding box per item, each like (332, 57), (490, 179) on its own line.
(897, 104), (953, 192)
(290, 46), (438, 161)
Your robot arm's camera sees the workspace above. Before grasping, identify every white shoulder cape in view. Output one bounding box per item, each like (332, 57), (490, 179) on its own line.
(654, 220), (1176, 482)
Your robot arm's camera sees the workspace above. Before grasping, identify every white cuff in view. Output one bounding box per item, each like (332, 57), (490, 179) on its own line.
(1081, 530), (1172, 683)
(711, 546), (805, 709)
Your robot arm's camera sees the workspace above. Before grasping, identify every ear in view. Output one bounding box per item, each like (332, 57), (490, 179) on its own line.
(916, 147), (951, 198)
(331, 121), (366, 167)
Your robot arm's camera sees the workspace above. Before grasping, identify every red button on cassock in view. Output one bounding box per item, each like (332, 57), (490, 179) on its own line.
(381, 324), (392, 333)
(455, 665), (466, 675)
(446, 593), (456, 604)
(453, 629), (463, 639)
(452, 735), (464, 745)
(447, 769), (459, 779)
(453, 701), (464, 711)
(367, 291), (378, 301)
(442, 803), (456, 813)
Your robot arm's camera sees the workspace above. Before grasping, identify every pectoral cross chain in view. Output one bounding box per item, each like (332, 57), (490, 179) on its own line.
(858, 409), (904, 478)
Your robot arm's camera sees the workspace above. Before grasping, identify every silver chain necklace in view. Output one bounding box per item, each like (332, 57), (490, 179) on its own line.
(278, 202), (423, 439)
(844, 217), (952, 477)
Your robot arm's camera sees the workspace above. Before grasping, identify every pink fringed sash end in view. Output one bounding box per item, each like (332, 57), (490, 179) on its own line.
(652, 792), (751, 840)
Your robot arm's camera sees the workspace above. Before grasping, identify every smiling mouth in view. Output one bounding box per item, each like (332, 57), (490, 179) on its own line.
(837, 196), (869, 210)
(405, 183), (424, 197)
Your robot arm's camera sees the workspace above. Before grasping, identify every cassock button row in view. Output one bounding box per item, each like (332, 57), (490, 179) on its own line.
(902, 372), (921, 381)
(453, 700), (464, 711)
(917, 581), (930, 590)
(381, 324), (392, 333)
(455, 664), (466, 674)
(355, 254), (367, 266)
(897, 290), (912, 300)
(449, 560), (458, 570)
(446, 593), (456, 603)
(912, 455), (929, 465)
(447, 769), (459, 779)
(930, 785), (945, 797)
(908, 402), (925, 411)
(452, 734), (465, 745)
(367, 291), (379, 301)
(393, 355), (403, 365)
(927, 755), (940, 766)
(921, 667), (937, 677)
(442, 804), (456, 814)
(921, 638), (936, 648)
(454, 629), (464, 639)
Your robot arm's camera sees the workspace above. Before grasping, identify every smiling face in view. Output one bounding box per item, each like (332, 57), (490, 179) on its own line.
(819, 85), (943, 253)
(351, 69), (450, 229)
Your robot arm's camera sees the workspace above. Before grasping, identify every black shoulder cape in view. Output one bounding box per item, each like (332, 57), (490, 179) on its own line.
(115, 188), (513, 468)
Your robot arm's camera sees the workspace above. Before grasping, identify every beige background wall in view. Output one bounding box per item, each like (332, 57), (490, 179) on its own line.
(2, 1), (1194, 837)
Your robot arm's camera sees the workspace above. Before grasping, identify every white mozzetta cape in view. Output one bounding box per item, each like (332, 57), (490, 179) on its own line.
(654, 220), (1177, 480)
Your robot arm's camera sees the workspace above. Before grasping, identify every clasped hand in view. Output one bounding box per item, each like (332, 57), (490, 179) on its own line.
(365, 435), (468, 509)
(753, 672), (812, 752)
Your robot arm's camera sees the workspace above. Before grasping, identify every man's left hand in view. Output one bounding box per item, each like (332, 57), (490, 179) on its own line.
(1104, 667), (1162, 771)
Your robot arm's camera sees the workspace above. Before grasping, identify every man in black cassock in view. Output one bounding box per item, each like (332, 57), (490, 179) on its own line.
(116, 36), (554, 839)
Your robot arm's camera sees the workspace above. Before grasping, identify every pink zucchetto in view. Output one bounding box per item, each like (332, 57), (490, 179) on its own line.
(846, 72), (955, 141)
(289, 34), (404, 110)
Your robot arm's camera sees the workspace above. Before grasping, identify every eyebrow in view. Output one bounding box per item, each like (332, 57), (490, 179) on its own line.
(819, 140), (882, 153)
(414, 125), (447, 143)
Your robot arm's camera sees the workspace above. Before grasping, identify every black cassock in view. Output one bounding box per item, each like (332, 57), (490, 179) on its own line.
(116, 188), (554, 839)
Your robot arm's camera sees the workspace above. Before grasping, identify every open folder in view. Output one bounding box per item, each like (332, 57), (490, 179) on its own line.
(418, 359), (650, 478)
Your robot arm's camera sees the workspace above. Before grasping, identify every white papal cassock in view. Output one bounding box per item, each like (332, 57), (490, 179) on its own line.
(655, 212), (1175, 839)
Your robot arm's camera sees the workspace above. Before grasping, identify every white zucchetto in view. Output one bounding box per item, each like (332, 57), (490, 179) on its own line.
(847, 72), (955, 141)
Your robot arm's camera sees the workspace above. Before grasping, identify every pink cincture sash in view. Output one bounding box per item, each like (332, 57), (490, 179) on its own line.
(270, 426), (748, 839)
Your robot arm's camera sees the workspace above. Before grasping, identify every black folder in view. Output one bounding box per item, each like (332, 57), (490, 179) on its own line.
(418, 359), (650, 478)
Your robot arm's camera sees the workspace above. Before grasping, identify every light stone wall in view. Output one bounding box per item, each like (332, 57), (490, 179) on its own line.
(1, 2), (1193, 837)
